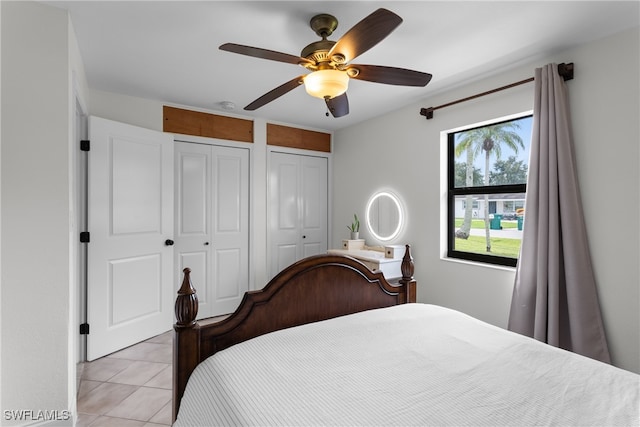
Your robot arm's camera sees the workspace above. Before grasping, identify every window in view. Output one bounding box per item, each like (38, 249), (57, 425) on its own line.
(447, 114), (532, 267)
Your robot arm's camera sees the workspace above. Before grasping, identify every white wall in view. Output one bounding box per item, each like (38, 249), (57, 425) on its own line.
(332, 27), (640, 374)
(68, 9), (89, 418)
(1, 2), (87, 424)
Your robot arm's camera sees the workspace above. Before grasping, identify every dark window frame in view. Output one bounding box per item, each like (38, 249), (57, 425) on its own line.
(446, 116), (531, 268)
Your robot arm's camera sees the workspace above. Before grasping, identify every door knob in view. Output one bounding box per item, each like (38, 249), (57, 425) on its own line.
(165, 239), (174, 246)
(204, 242), (209, 246)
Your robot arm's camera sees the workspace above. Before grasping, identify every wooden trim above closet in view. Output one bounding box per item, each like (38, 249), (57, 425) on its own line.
(267, 123), (331, 153)
(163, 105), (253, 143)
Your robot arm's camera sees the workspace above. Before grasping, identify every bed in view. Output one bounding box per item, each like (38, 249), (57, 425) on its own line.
(172, 245), (639, 426)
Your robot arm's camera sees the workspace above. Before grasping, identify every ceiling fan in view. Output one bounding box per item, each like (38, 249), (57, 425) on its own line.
(219, 8), (432, 118)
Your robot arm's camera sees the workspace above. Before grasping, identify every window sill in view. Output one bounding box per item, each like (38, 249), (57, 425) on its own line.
(439, 255), (517, 273)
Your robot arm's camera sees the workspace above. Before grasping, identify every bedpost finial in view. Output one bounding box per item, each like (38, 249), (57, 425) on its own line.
(177, 268), (196, 297)
(401, 245), (414, 280)
(175, 267), (198, 328)
(399, 245), (417, 303)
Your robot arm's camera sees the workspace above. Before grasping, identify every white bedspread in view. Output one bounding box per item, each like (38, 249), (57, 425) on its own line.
(174, 304), (640, 426)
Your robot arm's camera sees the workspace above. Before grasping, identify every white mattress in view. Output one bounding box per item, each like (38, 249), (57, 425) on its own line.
(174, 304), (640, 426)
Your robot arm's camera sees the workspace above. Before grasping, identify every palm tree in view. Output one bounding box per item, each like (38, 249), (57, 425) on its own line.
(454, 122), (524, 252)
(454, 146), (476, 239)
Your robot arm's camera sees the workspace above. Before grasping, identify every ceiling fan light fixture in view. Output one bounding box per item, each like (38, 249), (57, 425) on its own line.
(221, 9), (429, 116)
(304, 69), (349, 99)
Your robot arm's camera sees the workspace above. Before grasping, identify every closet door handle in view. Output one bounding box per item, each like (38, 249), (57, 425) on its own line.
(204, 242), (209, 246)
(165, 239), (174, 246)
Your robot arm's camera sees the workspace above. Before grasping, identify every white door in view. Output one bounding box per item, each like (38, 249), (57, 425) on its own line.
(87, 116), (174, 361)
(175, 141), (249, 318)
(269, 152), (328, 278)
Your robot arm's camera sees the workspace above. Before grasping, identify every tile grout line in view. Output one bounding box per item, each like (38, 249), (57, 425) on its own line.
(77, 331), (174, 426)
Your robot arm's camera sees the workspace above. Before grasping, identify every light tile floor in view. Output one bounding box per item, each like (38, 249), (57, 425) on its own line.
(77, 330), (173, 427)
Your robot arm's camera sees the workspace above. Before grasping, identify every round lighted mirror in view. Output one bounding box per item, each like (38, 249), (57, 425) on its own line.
(366, 191), (403, 241)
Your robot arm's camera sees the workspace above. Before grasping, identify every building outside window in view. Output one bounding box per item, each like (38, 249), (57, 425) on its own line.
(447, 114), (532, 267)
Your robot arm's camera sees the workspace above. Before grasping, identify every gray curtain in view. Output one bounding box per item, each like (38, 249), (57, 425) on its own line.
(508, 63), (611, 364)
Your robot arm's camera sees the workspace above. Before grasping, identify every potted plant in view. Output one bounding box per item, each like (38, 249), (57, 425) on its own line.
(347, 214), (360, 240)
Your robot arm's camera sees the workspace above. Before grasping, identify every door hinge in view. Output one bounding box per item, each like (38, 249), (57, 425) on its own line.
(80, 140), (90, 151)
(80, 231), (90, 243)
(79, 323), (90, 335)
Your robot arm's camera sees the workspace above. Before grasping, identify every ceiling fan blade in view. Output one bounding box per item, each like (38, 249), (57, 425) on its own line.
(325, 93), (349, 118)
(244, 76), (305, 111)
(328, 9), (403, 63)
(347, 64), (432, 87)
(220, 43), (313, 66)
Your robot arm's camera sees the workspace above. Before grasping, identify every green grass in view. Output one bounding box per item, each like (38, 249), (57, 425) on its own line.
(454, 217), (521, 258)
(454, 235), (521, 258)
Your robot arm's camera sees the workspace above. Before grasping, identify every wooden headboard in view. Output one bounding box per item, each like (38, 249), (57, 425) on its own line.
(172, 245), (417, 421)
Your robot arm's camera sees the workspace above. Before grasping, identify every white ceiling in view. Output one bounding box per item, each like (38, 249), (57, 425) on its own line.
(46, 1), (639, 132)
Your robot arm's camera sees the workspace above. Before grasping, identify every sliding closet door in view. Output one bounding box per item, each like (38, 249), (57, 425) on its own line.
(269, 151), (328, 278)
(300, 155), (329, 257)
(175, 141), (249, 319)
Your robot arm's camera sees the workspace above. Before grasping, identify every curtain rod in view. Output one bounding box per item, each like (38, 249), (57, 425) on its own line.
(419, 62), (574, 120)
